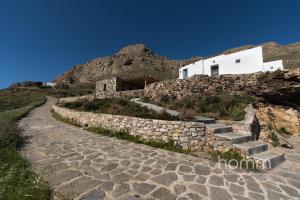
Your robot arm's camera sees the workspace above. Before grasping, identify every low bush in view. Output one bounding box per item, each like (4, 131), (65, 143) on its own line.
(270, 132), (279, 147)
(179, 109), (197, 121)
(153, 93), (253, 121)
(58, 98), (179, 121)
(276, 127), (292, 135)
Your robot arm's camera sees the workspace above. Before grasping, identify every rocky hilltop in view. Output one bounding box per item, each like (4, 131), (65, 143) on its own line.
(55, 42), (300, 84)
(55, 44), (200, 84)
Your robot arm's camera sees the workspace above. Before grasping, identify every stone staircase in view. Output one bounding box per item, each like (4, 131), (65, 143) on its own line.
(132, 98), (285, 170)
(204, 122), (284, 170)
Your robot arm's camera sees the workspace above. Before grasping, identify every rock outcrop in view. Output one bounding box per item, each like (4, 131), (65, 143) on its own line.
(251, 69), (300, 109)
(257, 105), (300, 138)
(55, 44), (200, 84)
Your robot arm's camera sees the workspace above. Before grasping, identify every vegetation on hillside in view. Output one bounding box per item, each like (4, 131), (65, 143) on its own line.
(8, 82), (94, 98)
(57, 97), (179, 121)
(143, 94), (253, 121)
(0, 89), (50, 200)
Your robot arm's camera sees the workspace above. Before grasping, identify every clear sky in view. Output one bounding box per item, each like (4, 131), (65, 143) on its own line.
(0, 0), (299, 88)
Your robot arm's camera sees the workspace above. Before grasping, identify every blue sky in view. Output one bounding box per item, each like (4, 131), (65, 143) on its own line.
(0, 0), (299, 88)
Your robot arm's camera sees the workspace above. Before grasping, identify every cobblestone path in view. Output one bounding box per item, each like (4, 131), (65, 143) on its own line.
(19, 97), (300, 200)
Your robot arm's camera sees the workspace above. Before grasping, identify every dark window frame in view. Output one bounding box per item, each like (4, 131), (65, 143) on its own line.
(183, 68), (188, 78)
(235, 59), (241, 63)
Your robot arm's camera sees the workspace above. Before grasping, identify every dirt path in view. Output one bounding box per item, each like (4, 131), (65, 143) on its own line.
(19, 97), (300, 200)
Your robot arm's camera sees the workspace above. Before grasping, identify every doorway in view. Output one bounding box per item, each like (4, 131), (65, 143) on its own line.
(211, 65), (219, 76)
(183, 68), (188, 78)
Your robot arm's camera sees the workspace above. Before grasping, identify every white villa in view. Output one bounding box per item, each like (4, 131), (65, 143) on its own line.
(179, 46), (283, 79)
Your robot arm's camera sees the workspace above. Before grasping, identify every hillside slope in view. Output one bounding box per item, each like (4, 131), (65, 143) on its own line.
(55, 44), (200, 84)
(55, 42), (300, 84)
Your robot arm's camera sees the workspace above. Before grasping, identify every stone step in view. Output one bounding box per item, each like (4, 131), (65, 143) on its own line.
(251, 150), (285, 170)
(233, 141), (268, 155)
(216, 132), (252, 144)
(193, 116), (216, 124)
(206, 123), (233, 134)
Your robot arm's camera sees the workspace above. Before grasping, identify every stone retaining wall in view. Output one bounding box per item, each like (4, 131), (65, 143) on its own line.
(58, 94), (95, 103)
(52, 105), (206, 150)
(232, 104), (260, 140)
(144, 74), (257, 102)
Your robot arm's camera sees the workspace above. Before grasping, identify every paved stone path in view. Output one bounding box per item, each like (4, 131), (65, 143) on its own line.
(19, 97), (300, 200)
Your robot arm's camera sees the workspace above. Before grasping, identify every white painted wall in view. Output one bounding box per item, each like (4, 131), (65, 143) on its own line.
(179, 46), (283, 79)
(179, 60), (204, 79)
(263, 60), (283, 72)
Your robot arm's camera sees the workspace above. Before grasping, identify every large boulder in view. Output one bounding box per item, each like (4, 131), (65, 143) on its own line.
(257, 105), (300, 137)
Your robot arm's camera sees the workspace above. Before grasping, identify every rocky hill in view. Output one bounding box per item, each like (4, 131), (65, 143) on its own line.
(55, 44), (200, 84)
(55, 42), (300, 84)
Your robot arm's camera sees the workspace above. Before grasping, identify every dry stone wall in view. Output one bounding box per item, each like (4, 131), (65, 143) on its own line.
(232, 104), (260, 140)
(144, 74), (257, 101)
(95, 77), (117, 99)
(95, 77), (144, 99)
(58, 94), (95, 103)
(52, 105), (206, 150)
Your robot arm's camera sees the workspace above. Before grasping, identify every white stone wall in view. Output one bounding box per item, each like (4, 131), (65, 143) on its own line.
(263, 60), (283, 72)
(52, 105), (206, 150)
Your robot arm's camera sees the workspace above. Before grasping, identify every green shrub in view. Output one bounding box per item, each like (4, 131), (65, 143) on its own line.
(270, 132), (279, 147)
(277, 127), (292, 135)
(63, 101), (84, 109)
(83, 101), (100, 111)
(156, 93), (253, 121)
(59, 98), (179, 121)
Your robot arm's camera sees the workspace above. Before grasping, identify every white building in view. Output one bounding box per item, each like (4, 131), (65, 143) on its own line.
(43, 82), (57, 87)
(179, 46), (283, 79)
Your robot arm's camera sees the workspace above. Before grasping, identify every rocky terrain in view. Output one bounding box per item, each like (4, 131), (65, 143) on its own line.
(55, 42), (300, 84)
(55, 44), (200, 84)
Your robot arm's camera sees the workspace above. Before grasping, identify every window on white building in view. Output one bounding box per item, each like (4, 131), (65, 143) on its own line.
(235, 59), (241, 63)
